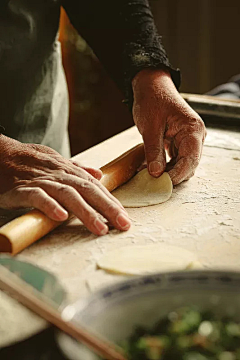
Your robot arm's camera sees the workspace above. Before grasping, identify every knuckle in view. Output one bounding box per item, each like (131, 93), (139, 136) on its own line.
(71, 160), (82, 167)
(88, 177), (101, 187)
(87, 212), (98, 224)
(79, 180), (96, 193)
(58, 184), (69, 192)
(38, 195), (51, 209)
(193, 116), (205, 133)
(184, 116), (204, 133)
(42, 158), (63, 171)
(59, 184), (76, 197)
(105, 203), (121, 215)
(144, 144), (161, 157)
(30, 143), (56, 155)
(191, 154), (201, 167)
(185, 171), (195, 181)
(79, 206), (97, 223)
(27, 187), (44, 199)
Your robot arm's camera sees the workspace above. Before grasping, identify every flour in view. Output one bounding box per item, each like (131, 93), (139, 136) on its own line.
(1, 126), (240, 347)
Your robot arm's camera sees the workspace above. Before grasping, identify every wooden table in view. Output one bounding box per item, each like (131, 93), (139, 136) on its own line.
(1, 125), (240, 347)
(19, 125), (240, 300)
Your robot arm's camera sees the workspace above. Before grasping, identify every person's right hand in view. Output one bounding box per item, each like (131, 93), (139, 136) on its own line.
(0, 135), (131, 235)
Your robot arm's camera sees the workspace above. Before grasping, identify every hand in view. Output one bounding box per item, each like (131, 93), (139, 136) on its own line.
(0, 135), (131, 235)
(132, 68), (207, 185)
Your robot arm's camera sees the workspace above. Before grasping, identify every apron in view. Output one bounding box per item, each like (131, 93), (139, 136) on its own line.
(0, 0), (70, 158)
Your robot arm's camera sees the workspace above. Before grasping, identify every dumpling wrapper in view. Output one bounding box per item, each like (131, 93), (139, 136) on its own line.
(97, 244), (202, 276)
(112, 169), (172, 207)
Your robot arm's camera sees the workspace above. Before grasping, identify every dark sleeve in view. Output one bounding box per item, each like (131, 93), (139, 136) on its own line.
(62, 0), (181, 109)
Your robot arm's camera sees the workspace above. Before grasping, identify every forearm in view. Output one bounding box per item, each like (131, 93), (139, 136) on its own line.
(62, 0), (180, 107)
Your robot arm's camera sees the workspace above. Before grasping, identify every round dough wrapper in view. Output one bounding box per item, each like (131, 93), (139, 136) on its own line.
(112, 169), (172, 207)
(97, 244), (199, 276)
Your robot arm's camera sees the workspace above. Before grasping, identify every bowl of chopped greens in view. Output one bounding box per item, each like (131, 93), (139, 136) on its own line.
(57, 271), (240, 360)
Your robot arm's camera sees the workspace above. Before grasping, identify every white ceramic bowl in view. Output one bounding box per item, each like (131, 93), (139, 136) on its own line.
(57, 270), (240, 360)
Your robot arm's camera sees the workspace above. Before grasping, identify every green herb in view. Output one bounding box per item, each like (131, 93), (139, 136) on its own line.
(101, 307), (240, 360)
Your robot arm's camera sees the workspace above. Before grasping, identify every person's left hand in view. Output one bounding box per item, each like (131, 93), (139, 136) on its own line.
(132, 68), (207, 185)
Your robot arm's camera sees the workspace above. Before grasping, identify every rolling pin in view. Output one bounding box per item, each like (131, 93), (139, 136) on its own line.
(0, 143), (145, 255)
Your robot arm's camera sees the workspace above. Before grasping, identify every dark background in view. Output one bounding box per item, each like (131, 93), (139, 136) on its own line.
(60, 0), (240, 155)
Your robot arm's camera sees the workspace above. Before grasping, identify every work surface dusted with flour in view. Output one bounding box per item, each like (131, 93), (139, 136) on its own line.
(1, 125), (240, 345)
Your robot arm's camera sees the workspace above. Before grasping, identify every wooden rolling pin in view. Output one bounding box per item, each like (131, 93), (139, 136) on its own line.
(0, 143), (145, 255)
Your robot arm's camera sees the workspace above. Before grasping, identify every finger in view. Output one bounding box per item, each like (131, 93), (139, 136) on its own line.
(35, 180), (131, 233)
(48, 165), (128, 215)
(91, 178), (128, 214)
(168, 158), (195, 185)
(142, 129), (166, 178)
(30, 183), (109, 236)
(6, 187), (69, 222)
(75, 181), (131, 231)
(185, 171), (195, 181)
(82, 167), (103, 181)
(67, 169), (128, 214)
(168, 134), (203, 185)
(70, 160), (103, 181)
(63, 161), (128, 213)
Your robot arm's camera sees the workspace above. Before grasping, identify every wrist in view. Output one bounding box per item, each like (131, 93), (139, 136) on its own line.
(132, 68), (172, 91)
(132, 68), (179, 107)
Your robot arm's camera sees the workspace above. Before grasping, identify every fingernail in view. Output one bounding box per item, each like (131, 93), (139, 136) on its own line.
(94, 218), (108, 235)
(54, 208), (68, 220)
(116, 214), (131, 230)
(149, 161), (162, 176)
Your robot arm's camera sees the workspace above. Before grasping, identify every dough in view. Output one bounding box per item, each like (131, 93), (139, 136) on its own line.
(97, 244), (201, 276)
(112, 169), (172, 207)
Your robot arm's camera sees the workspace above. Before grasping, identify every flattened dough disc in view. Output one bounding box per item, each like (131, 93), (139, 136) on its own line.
(112, 169), (172, 207)
(97, 244), (200, 276)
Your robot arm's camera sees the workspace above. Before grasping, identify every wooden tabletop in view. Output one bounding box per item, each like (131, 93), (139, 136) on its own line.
(1, 125), (240, 346)
(18, 125), (240, 300)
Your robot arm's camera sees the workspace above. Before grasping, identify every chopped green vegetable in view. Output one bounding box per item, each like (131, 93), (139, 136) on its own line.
(101, 307), (240, 360)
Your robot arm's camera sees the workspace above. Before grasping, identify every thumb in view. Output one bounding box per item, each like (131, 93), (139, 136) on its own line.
(143, 131), (166, 178)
